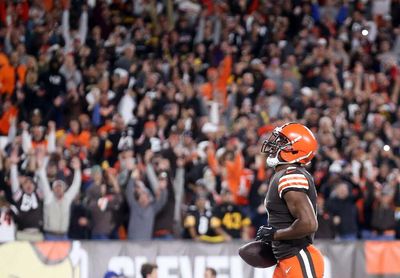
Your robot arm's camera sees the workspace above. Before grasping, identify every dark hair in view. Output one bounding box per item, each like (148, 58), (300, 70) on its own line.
(206, 267), (217, 276)
(141, 263), (157, 278)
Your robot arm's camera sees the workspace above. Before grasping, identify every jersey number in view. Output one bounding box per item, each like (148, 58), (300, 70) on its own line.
(198, 216), (209, 235)
(222, 212), (242, 230)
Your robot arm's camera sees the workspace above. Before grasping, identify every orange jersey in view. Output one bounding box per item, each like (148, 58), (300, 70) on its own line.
(0, 106), (18, 135)
(64, 131), (91, 149)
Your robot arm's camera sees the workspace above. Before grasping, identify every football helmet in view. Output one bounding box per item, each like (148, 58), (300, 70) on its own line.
(261, 123), (318, 167)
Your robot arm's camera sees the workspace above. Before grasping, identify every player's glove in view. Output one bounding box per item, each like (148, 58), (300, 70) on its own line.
(256, 225), (277, 242)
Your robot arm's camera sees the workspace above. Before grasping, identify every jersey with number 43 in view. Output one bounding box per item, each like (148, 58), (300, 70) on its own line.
(264, 166), (317, 260)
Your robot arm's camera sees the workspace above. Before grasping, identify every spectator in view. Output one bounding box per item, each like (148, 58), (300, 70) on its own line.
(141, 263), (158, 278)
(150, 153), (185, 239)
(37, 156), (82, 240)
(211, 189), (252, 241)
(68, 194), (91, 240)
(205, 267), (217, 278)
(183, 191), (222, 243)
(326, 183), (358, 240)
(9, 148), (43, 241)
(370, 189), (396, 240)
(0, 191), (17, 243)
(64, 119), (91, 149)
(125, 169), (168, 240)
(61, 1), (88, 54)
(248, 180), (269, 231)
(315, 195), (335, 239)
(86, 168), (122, 240)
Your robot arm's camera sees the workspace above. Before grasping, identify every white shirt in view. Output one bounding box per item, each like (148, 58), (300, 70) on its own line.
(0, 207), (16, 242)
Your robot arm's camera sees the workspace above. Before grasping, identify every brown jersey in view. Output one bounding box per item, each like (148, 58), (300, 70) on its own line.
(264, 165), (317, 260)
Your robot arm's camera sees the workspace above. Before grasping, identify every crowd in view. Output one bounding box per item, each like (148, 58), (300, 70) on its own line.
(0, 0), (400, 243)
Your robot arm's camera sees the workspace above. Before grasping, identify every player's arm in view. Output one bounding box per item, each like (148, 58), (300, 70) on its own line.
(274, 191), (318, 240)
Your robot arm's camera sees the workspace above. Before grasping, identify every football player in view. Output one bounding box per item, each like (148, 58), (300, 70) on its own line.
(256, 123), (324, 278)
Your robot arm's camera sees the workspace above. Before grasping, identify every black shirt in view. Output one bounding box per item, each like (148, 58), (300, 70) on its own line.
(183, 206), (217, 239)
(14, 191), (43, 231)
(211, 203), (251, 238)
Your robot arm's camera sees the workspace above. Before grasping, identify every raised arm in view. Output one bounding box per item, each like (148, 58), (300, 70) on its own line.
(21, 123), (32, 154)
(125, 176), (138, 207)
(194, 15), (205, 44)
(64, 157), (82, 202)
(62, 9), (71, 51)
(10, 155), (21, 200)
(36, 163), (54, 202)
(153, 186), (168, 213)
(78, 6), (88, 46)
(144, 150), (159, 192)
(7, 117), (16, 145)
(173, 161), (185, 222)
(213, 16), (222, 45)
(47, 122), (56, 154)
(146, 163), (159, 192)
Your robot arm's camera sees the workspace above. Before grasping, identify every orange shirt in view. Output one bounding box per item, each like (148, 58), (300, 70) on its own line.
(0, 58), (15, 95)
(236, 168), (254, 206)
(43, 0), (53, 12)
(225, 152), (244, 202)
(201, 55), (232, 106)
(64, 131), (91, 149)
(97, 123), (113, 137)
(207, 147), (219, 175)
(0, 105), (17, 135)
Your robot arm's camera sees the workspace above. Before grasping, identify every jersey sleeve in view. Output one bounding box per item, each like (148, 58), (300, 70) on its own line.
(184, 215), (196, 228)
(241, 216), (251, 227)
(278, 169), (309, 198)
(210, 206), (222, 228)
(184, 207), (197, 228)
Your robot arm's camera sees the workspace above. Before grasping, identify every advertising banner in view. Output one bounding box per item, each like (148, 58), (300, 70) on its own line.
(0, 240), (399, 278)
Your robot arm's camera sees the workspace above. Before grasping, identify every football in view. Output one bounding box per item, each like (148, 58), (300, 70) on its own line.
(238, 241), (278, 268)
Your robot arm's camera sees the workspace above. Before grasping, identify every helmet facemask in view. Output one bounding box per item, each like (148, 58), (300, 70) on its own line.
(261, 130), (293, 167)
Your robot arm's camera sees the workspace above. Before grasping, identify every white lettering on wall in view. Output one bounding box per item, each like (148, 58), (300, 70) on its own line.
(157, 256), (179, 278)
(135, 256), (148, 278)
(206, 256), (229, 278)
(108, 256), (134, 276)
(230, 256), (244, 278)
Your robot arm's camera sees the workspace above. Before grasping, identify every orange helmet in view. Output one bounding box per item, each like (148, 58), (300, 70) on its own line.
(261, 122), (318, 166)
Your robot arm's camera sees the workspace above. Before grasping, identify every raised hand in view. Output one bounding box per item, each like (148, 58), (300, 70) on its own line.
(70, 157), (81, 170)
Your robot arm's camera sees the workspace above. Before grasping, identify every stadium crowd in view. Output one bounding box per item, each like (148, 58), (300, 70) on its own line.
(0, 0), (400, 243)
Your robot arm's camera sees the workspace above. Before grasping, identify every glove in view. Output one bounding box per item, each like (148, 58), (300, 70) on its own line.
(256, 225), (276, 242)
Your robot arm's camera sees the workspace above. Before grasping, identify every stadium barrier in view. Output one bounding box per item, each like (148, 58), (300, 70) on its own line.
(0, 240), (399, 278)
